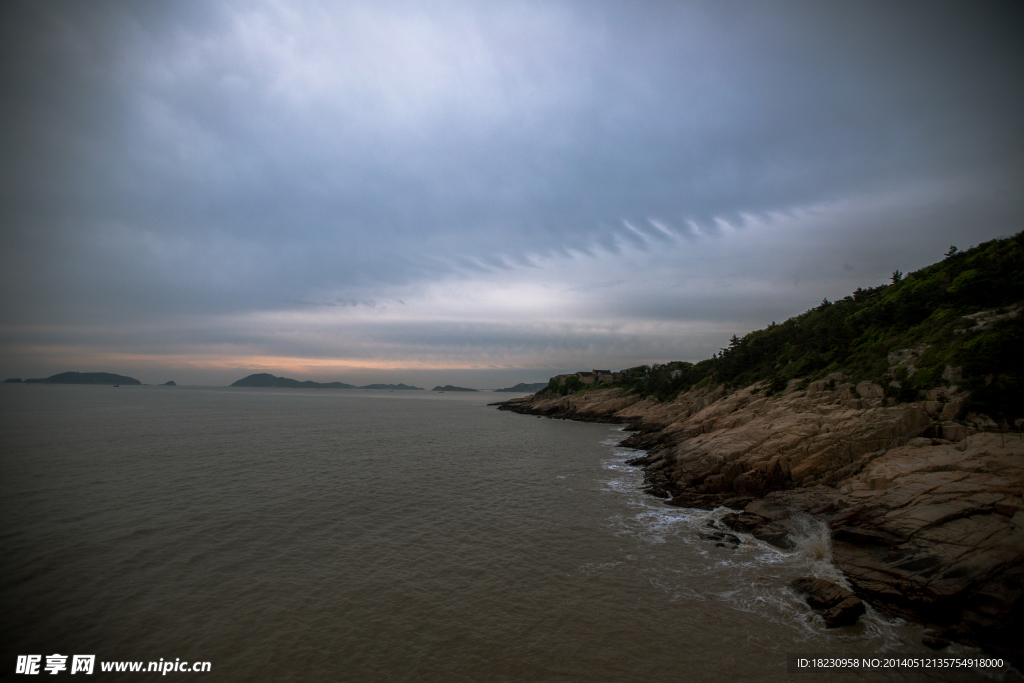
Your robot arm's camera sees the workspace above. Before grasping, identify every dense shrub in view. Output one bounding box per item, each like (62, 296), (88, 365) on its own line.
(571, 232), (1024, 419)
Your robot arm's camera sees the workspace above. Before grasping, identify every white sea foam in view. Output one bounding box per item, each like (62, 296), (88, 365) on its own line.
(595, 438), (925, 657)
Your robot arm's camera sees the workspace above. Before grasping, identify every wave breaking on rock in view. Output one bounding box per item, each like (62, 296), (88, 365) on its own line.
(496, 378), (1024, 665)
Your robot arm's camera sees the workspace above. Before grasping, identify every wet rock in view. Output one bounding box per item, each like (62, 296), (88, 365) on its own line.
(752, 522), (794, 549)
(666, 491), (738, 510)
(698, 529), (741, 549)
(718, 511), (796, 549)
(791, 577), (866, 628)
(720, 512), (766, 534)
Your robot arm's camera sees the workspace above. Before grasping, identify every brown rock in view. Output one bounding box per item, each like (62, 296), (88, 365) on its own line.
(857, 381), (885, 400)
(939, 399), (965, 421)
(832, 526), (902, 547)
(941, 422), (967, 442)
(721, 512), (766, 534)
(791, 577), (866, 627)
(994, 497), (1021, 517)
(753, 522), (794, 549)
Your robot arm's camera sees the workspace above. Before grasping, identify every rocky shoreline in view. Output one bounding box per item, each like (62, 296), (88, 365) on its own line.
(495, 379), (1024, 665)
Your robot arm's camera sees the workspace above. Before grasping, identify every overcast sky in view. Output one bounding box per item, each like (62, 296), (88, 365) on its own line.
(1, 0), (1021, 387)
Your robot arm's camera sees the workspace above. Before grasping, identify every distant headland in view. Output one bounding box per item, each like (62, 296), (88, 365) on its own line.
(5, 371), (142, 386)
(494, 382), (548, 393)
(231, 373), (423, 390)
(431, 385), (477, 392)
(496, 232), (1024, 664)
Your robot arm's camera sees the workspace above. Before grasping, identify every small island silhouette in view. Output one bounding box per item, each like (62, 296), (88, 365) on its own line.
(494, 382), (548, 393)
(230, 373), (423, 390)
(11, 371), (142, 386)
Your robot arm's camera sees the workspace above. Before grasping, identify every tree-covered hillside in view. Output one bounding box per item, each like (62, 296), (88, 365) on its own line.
(544, 232), (1023, 420)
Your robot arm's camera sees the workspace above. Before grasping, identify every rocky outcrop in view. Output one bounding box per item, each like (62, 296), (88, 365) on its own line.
(791, 577), (866, 627)
(497, 380), (1024, 664)
(497, 387), (644, 422)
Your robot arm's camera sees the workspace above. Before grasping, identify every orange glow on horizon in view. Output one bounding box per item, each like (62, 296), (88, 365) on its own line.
(1, 345), (525, 373)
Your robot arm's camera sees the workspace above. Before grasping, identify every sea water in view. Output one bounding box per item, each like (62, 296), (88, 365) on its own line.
(0, 385), (1003, 681)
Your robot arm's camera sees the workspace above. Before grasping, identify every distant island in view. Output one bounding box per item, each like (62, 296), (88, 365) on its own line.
(161, 381), (177, 386)
(232, 373), (355, 388)
(16, 371), (142, 386)
(494, 382), (548, 393)
(431, 385), (477, 392)
(230, 373), (423, 390)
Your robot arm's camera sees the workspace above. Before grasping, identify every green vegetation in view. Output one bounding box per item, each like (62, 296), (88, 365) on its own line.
(541, 232), (1024, 419)
(545, 375), (582, 396)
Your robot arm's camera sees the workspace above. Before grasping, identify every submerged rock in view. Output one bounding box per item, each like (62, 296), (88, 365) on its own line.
(699, 520), (742, 548)
(698, 529), (741, 548)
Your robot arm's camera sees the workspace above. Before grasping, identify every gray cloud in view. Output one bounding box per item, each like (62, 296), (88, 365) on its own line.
(1, 0), (1021, 381)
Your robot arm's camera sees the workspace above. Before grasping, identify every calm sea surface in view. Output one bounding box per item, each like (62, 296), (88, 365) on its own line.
(0, 385), (1003, 681)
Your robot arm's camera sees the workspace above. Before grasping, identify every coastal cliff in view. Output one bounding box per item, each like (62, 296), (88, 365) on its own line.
(496, 233), (1024, 663)
(499, 374), (1023, 663)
